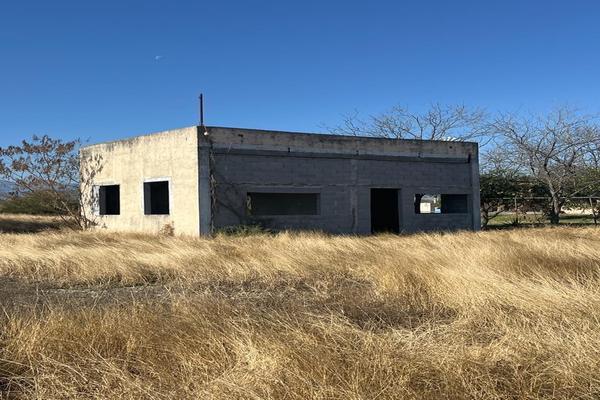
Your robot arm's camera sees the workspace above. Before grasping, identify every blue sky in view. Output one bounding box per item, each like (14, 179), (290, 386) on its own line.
(1, 0), (600, 146)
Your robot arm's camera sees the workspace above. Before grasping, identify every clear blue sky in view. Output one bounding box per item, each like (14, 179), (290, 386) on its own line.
(1, 0), (600, 146)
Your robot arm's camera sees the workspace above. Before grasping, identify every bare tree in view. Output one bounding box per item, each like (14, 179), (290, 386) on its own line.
(490, 107), (600, 224)
(584, 140), (600, 168)
(329, 103), (491, 142)
(0, 135), (102, 229)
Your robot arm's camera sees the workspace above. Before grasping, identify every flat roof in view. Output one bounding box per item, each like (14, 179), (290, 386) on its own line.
(83, 125), (478, 149)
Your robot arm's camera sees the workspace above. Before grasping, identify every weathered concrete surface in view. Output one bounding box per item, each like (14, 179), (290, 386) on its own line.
(81, 127), (200, 235)
(206, 127), (479, 234)
(81, 125), (480, 235)
(207, 126), (477, 159)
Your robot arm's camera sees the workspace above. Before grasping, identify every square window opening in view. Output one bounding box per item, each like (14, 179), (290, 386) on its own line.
(98, 185), (120, 215)
(247, 192), (319, 216)
(144, 181), (170, 215)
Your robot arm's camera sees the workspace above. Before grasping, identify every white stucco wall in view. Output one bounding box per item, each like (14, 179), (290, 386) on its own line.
(81, 127), (200, 235)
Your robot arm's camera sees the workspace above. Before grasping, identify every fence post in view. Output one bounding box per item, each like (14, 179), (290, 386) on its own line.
(590, 197), (598, 225)
(513, 196), (519, 224)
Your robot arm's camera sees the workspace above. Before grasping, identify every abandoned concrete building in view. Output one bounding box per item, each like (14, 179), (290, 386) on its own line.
(80, 126), (481, 235)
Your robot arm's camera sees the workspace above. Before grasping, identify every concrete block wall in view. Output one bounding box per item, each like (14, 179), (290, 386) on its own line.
(211, 153), (356, 233)
(206, 126), (479, 234)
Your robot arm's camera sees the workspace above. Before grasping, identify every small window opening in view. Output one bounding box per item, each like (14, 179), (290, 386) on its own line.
(99, 185), (120, 215)
(247, 192), (319, 216)
(415, 194), (468, 214)
(144, 181), (170, 215)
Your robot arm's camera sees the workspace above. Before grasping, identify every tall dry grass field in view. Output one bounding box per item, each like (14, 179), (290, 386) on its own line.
(0, 220), (600, 399)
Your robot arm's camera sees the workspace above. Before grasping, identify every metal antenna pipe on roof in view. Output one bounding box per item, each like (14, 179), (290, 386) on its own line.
(199, 93), (205, 127)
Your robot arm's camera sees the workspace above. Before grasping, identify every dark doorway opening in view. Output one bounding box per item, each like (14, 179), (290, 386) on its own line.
(371, 189), (400, 233)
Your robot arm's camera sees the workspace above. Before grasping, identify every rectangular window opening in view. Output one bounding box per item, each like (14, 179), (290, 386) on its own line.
(414, 194), (468, 214)
(98, 185), (120, 215)
(144, 181), (170, 215)
(247, 192), (319, 216)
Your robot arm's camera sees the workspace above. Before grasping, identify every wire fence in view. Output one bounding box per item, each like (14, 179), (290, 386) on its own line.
(482, 196), (600, 226)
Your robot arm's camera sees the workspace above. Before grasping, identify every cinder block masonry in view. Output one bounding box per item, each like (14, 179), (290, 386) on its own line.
(81, 126), (480, 235)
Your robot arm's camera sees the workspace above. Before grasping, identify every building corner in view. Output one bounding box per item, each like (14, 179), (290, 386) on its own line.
(198, 126), (213, 235)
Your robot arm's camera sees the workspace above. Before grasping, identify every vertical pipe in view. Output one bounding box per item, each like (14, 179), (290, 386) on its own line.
(469, 147), (482, 231)
(198, 123), (212, 235)
(199, 93), (204, 127)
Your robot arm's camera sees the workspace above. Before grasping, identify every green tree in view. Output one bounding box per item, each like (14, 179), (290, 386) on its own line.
(0, 190), (74, 215)
(479, 172), (520, 227)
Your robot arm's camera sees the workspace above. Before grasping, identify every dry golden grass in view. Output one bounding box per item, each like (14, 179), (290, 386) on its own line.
(1, 220), (600, 399)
